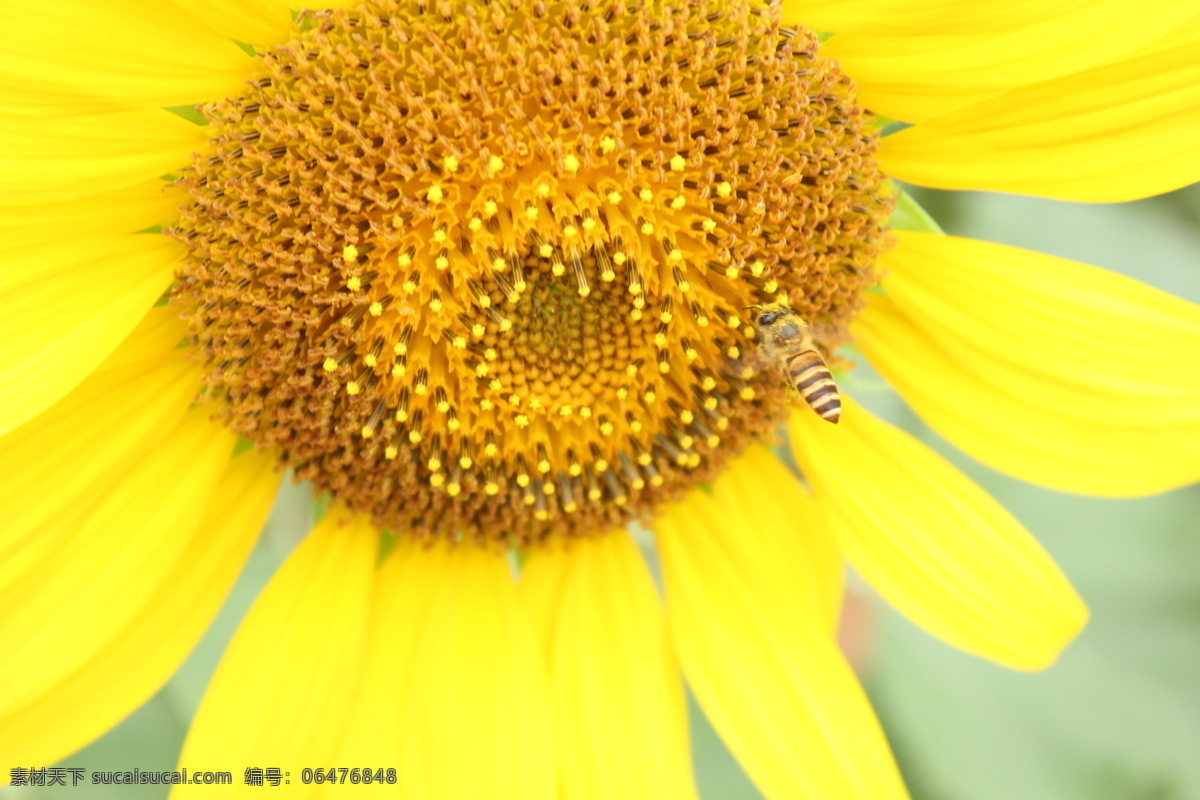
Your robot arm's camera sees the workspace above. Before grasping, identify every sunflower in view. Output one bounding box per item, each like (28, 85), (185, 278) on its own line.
(4, 0), (1200, 797)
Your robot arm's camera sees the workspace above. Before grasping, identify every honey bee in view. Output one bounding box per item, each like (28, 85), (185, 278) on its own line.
(749, 302), (841, 424)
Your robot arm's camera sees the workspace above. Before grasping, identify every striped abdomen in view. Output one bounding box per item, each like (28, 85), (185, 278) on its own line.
(785, 350), (841, 424)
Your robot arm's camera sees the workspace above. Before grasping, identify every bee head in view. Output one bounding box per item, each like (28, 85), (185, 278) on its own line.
(756, 309), (781, 327)
(748, 303), (807, 347)
(748, 303), (794, 330)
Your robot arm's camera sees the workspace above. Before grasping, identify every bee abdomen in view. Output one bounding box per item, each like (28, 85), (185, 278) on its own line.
(786, 351), (841, 424)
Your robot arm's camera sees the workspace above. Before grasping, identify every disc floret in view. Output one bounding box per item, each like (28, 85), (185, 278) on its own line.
(172, 0), (892, 545)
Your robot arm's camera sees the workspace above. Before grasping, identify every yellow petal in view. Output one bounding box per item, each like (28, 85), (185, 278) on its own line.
(0, 108), (209, 206)
(326, 536), (451, 772)
(823, 0), (1185, 123)
(881, 232), (1200, 425)
(170, 0), (308, 47)
(0, 444), (278, 767)
(0, 232), (174, 294)
(0, 406), (235, 761)
(879, 18), (1200, 201)
(173, 508), (378, 794)
(708, 446), (844, 632)
(789, 398), (1088, 670)
(855, 297), (1200, 496)
(656, 491), (908, 800)
(854, 232), (1200, 495)
(0, 308), (201, 570)
(522, 533), (698, 800)
(0, 234), (181, 435)
(0, 182), (182, 244)
(784, 0), (1151, 35)
(398, 543), (556, 800)
(518, 541), (573, 663)
(0, 0), (251, 115)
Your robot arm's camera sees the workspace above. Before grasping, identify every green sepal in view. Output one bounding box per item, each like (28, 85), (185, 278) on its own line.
(889, 189), (945, 234)
(312, 491), (332, 524)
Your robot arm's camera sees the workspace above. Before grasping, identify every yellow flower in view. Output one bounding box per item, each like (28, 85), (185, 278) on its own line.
(2, 1), (1199, 798)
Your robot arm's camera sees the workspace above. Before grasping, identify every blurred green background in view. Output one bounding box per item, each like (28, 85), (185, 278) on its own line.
(5, 185), (1198, 800)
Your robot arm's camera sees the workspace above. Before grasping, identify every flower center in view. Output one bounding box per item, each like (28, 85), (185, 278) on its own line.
(171, 0), (892, 545)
